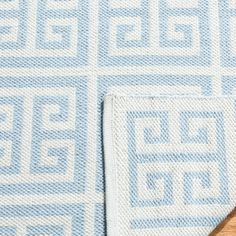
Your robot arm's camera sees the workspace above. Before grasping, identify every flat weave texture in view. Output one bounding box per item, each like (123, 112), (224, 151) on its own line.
(103, 95), (236, 236)
(0, 0), (235, 235)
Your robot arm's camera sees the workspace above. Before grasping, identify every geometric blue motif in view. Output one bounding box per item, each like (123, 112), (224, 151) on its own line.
(127, 109), (229, 229)
(0, 76), (87, 196)
(1, 0), (236, 234)
(97, 74), (213, 193)
(99, 0), (211, 66)
(0, 203), (85, 235)
(0, 0), (88, 67)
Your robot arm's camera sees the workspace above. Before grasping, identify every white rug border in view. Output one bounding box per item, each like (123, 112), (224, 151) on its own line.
(103, 94), (236, 236)
(103, 95), (119, 236)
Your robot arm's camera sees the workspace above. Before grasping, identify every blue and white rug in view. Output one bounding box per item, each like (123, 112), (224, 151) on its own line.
(103, 95), (236, 236)
(0, 0), (235, 235)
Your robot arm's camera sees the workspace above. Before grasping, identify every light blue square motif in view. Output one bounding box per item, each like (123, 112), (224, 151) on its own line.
(0, 0), (88, 67)
(0, 76), (88, 196)
(0, 203), (85, 235)
(97, 74), (213, 192)
(99, 0), (211, 66)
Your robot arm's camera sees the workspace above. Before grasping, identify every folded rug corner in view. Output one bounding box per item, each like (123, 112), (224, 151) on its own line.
(103, 95), (236, 236)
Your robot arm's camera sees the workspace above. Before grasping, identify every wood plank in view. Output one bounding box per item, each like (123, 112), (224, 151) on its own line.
(209, 208), (236, 235)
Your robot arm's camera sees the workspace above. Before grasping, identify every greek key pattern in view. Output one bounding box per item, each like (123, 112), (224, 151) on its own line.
(0, 76), (87, 195)
(97, 0), (236, 68)
(109, 96), (236, 235)
(2, 0), (236, 68)
(128, 111), (228, 209)
(0, 0), (88, 67)
(0, 76), (106, 235)
(99, 0), (210, 66)
(96, 74), (212, 192)
(0, 203), (85, 235)
(2, 0), (236, 234)
(0, 0), (27, 51)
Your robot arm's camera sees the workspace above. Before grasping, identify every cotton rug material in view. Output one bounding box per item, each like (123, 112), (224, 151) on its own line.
(103, 95), (236, 236)
(0, 0), (235, 235)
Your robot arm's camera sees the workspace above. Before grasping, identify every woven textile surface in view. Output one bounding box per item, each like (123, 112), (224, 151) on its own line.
(103, 95), (236, 235)
(0, 0), (235, 235)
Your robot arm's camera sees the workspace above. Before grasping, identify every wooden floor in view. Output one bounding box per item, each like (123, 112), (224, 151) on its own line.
(209, 208), (236, 236)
